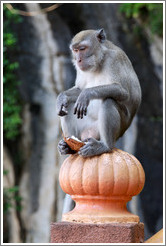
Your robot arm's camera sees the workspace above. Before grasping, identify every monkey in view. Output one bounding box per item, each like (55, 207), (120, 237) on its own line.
(56, 29), (141, 157)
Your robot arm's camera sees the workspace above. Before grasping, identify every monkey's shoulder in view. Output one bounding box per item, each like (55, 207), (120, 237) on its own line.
(102, 48), (133, 75)
(104, 41), (129, 61)
(107, 48), (129, 63)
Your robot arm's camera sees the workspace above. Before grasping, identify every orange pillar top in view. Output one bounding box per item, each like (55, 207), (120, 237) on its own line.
(59, 148), (145, 223)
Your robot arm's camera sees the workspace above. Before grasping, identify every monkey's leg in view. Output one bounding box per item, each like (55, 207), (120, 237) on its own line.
(79, 99), (121, 157)
(99, 99), (121, 148)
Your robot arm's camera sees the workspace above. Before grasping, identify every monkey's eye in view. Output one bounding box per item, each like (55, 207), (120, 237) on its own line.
(73, 48), (79, 53)
(79, 47), (86, 51)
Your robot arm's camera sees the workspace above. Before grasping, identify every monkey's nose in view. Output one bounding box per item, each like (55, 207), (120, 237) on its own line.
(78, 58), (82, 63)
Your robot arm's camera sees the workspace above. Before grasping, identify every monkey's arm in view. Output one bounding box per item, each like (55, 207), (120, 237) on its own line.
(57, 87), (81, 116)
(74, 84), (128, 118)
(88, 84), (129, 101)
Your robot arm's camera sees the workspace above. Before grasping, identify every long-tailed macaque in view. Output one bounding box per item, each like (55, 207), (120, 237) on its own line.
(57, 29), (141, 157)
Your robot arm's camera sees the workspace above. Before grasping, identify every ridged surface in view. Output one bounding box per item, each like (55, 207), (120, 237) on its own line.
(59, 149), (145, 197)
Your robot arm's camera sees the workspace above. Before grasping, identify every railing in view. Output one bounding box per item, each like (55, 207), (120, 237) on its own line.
(144, 229), (163, 243)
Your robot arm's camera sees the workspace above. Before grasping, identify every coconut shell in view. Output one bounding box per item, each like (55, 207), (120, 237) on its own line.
(64, 136), (85, 152)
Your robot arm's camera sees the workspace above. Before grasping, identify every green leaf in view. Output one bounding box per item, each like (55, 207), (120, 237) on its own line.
(3, 169), (9, 175)
(119, 3), (163, 36)
(3, 6), (23, 140)
(8, 186), (19, 193)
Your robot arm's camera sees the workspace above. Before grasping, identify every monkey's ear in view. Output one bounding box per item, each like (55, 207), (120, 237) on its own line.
(69, 43), (73, 50)
(96, 28), (106, 43)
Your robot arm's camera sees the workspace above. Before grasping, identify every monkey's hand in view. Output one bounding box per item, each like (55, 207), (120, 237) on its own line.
(58, 139), (76, 155)
(74, 89), (90, 119)
(56, 93), (69, 116)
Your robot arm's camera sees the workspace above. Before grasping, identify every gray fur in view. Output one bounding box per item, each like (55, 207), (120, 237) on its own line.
(56, 29), (141, 157)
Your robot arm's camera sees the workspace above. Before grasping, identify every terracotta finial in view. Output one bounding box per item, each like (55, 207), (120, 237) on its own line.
(59, 148), (145, 223)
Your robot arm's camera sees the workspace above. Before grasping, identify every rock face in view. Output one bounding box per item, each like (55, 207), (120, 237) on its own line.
(8, 2), (162, 243)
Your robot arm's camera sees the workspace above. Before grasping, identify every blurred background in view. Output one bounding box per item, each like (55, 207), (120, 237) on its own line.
(3, 2), (163, 243)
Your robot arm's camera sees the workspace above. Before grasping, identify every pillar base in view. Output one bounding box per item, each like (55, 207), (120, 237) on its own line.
(50, 221), (144, 243)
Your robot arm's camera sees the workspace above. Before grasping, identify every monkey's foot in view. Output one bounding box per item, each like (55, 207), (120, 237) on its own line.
(58, 139), (76, 155)
(78, 138), (110, 157)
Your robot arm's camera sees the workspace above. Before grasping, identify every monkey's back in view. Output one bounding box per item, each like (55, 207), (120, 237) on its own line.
(105, 40), (141, 112)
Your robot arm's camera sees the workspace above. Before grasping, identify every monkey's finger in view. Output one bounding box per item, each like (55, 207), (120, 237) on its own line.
(79, 143), (90, 151)
(58, 111), (68, 116)
(77, 108), (81, 118)
(75, 103), (81, 118)
(58, 105), (68, 116)
(74, 104), (78, 115)
(80, 106), (84, 119)
(78, 145), (91, 156)
(62, 105), (68, 114)
(57, 105), (62, 115)
(61, 145), (68, 150)
(59, 141), (67, 147)
(59, 139), (69, 147)
(58, 146), (70, 155)
(83, 106), (87, 116)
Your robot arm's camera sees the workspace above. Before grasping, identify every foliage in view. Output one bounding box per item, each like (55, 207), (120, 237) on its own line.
(4, 187), (22, 213)
(3, 5), (23, 218)
(120, 3), (163, 37)
(3, 5), (23, 140)
(3, 170), (22, 213)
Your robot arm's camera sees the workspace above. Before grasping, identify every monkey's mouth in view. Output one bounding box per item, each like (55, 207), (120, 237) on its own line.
(78, 62), (90, 71)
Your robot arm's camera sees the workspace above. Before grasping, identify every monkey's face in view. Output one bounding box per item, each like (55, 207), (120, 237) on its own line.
(71, 43), (96, 71)
(70, 29), (106, 72)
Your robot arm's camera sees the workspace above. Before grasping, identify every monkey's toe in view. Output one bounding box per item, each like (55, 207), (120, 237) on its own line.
(78, 138), (110, 157)
(78, 144), (96, 157)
